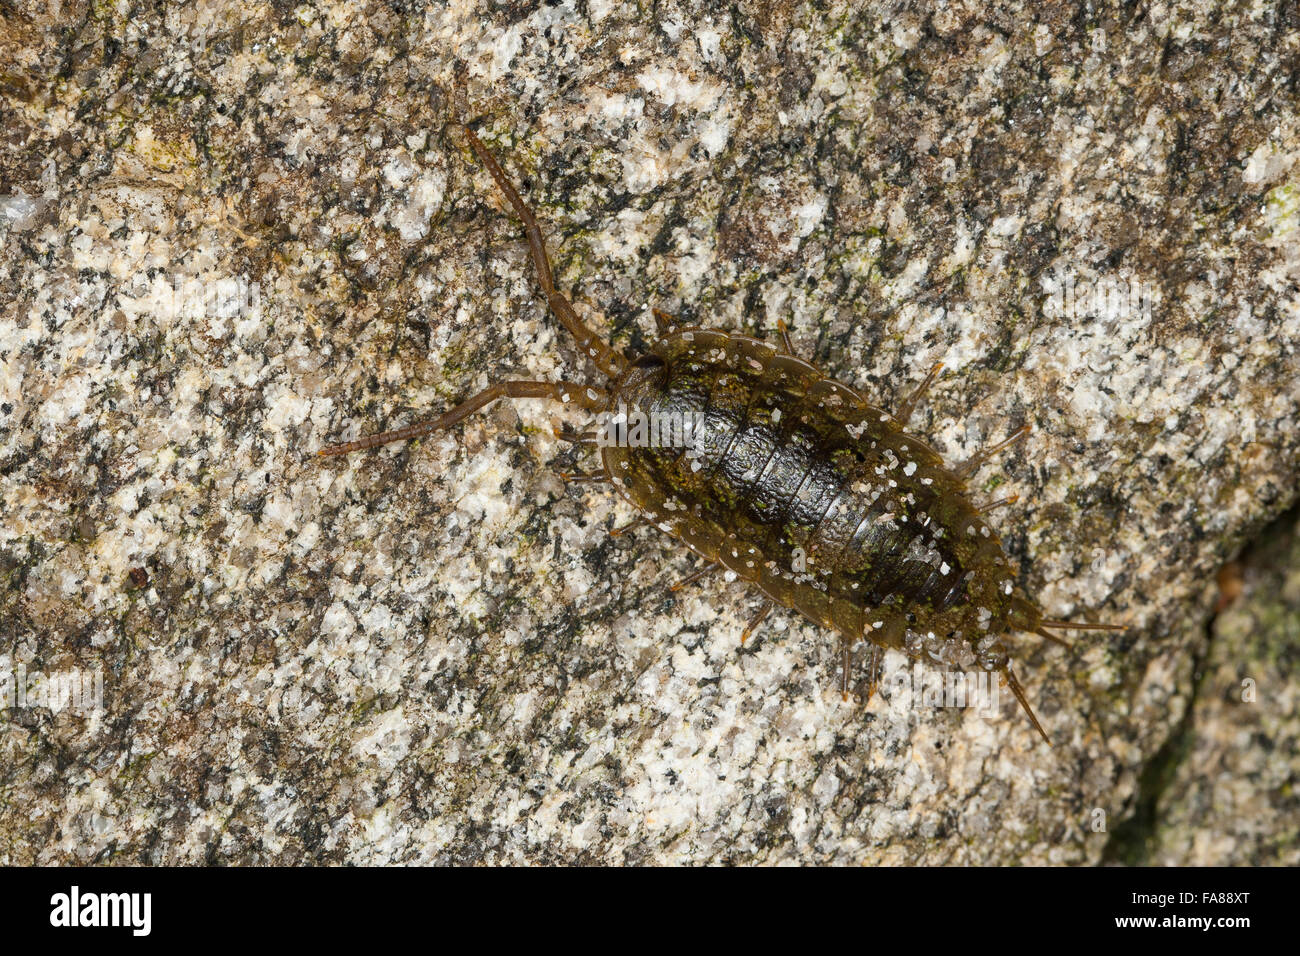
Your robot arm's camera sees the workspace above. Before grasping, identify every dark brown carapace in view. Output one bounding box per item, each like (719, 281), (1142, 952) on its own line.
(320, 122), (1122, 746)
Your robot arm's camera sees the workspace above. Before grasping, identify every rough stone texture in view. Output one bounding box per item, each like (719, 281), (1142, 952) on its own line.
(1, 0), (1297, 864)
(1142, 507), (1300, 866)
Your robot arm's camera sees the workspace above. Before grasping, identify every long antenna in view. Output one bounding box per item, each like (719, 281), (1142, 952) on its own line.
(459, 124), (628, 381)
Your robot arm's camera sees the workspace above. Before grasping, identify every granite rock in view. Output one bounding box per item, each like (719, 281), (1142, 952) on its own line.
(1, 0), (1298, 863)
(1140, 507), (1299, 867)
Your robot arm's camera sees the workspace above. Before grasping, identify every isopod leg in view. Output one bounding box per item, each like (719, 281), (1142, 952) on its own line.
(668, 561), (720, 593)
(741, 600), (773, 645)
(652, 308), (678, 334)
(554, 427), (599, 446)
(776, 319), (795, 354)
(558, 469), (612, 484)
(978, 493), (1020, 515)
(609, 517), (647, 537)
(895, 362), (944, 425)
(863, 643), (883, 704)
(459, 124), (628, 380)
(1002, 665), (1051, 747)
(957, 424), (1031, 478)
(318, 381), (607, 457)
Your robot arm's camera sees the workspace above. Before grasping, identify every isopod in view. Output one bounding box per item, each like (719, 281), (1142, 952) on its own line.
(320, 121), (1122, 745)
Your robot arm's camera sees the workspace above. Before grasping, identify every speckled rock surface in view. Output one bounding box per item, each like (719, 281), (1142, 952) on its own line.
(1142, 508), (1299, 866)
(1, 0), (1298, 864)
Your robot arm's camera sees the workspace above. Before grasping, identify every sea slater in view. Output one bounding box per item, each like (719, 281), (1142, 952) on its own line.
(320, 121), (1122, 745)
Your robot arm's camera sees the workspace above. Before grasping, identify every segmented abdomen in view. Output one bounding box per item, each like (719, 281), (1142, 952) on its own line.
(603, 329), (1016, 648)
